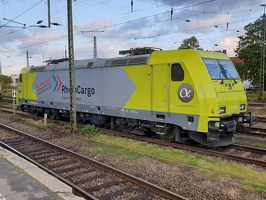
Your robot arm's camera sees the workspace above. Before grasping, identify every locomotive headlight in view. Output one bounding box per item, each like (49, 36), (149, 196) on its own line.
(240, 104), (245, 110)
(219, 107), (226, 114)
(214, 122), (220, 127)
(208, 121), (220, 131)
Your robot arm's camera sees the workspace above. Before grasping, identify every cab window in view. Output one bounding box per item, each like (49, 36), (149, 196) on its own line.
(19, 74), (23, 83)
(171, 63), (184, 81)
(203, 58), (239, 80)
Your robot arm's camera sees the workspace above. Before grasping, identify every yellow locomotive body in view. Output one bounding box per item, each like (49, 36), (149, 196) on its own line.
(17, 49), (257, 146)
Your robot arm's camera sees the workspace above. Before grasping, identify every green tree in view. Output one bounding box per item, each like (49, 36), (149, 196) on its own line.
(0, 75), (12, 90)
(178, 36), (203, 50)
(235, 15), (264, 87)
(234, 63), (249, 80)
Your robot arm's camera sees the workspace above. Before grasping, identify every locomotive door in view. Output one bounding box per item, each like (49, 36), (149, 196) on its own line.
(19, 73), (28, 100)
(151, 64), (170, 113)
(24, 73), (28, 100)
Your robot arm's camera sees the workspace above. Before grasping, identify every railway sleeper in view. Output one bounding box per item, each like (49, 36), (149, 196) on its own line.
(83, 180), (126, 193)
(97, 185), (136, 200)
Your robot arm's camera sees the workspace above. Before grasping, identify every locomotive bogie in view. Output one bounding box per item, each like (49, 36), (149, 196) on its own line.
(17, 49), (257, 147)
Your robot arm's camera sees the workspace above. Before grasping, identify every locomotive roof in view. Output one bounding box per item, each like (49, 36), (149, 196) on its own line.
(26, 49), (229, 74)
(29, 54), (151, 73)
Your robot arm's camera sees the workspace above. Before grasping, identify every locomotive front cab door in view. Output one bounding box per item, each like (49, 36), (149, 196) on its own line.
(151, 64), (170, 113)
(18, 73), (28, 100)
(23, 73), (28, 100)
(18, 74), (23, 99)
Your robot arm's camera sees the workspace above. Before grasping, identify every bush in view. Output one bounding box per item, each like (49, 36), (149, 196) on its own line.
(80, 124), (103, 135)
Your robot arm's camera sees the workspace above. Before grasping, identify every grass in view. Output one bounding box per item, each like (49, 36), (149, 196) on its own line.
(246, 90), (266, 101)
(0, 102), (13, 108)
(1, 112), (266, 195)
(238, 141), (266, 149)
(60, 125), (72, 131)
(80, 124), (103, 135)
(21, 118), (55, 128)
(74, 132), (266, 195)
(0, 111), (56, 128)
(241, 181), (266, 194)
(80, 125), (142, 162)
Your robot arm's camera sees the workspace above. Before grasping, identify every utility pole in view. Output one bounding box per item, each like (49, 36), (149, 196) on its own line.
(64, 46), (67, 58)
(67, 0), (77, 132)
(30, 0), (62, 28)
(260, 4), (266, 99)
(81, 31), (103, 58)
(93, 36), (97, 59)
(26, 51), (29, 66)
(0, 61), (2, 93)
(48, 0), (51, 28)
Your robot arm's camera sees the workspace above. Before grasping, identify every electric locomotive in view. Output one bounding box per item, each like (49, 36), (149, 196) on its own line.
(17, 48), (257, 147)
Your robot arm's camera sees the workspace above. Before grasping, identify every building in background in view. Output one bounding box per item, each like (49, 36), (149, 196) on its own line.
(10, 75), (18, 87)
(230, 57), (244, 65)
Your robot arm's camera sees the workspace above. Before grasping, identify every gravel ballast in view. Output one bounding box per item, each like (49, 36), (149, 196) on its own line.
(0, 116), (265, 200)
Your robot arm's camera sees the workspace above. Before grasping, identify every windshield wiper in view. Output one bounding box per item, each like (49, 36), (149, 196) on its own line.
(225, 70), (237, 84)
(218, 61), (237, 84)
(218, 63), (227, 84)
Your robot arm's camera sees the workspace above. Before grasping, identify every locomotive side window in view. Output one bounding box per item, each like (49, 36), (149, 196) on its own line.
(19, 74), (22, 83)
(171, 63), (184, 81)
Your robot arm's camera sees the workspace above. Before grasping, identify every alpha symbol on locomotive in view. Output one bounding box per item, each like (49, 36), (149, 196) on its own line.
(179, 88), (191, 98)
(178, 83), (194, 103)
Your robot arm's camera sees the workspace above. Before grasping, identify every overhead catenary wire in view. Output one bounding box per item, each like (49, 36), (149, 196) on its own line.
(0, 0), (44, 28)
(0, 0), (264, 61)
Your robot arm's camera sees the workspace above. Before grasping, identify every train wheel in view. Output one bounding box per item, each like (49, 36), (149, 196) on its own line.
(48, 109), (61, 120)
(33, 107), (40, 116)
(48, 111), (56, 120)
(159, 126), (175, 142)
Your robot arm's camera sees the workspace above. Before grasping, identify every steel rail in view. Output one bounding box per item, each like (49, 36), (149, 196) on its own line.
(231, 144), (266, 154)
(244, 129), (266, 138)
(248, 102), (266, 107)
(0, 123), (187, 200)
(0, 141), (98, 200)
(257, 116), (266, 123)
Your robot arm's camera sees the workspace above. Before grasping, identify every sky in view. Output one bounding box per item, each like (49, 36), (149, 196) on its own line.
(0, 0), (265, 76)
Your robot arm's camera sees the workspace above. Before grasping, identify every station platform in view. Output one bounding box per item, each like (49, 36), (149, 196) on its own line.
(0, 146), (84, 200)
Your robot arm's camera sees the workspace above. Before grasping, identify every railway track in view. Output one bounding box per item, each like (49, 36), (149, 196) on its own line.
(248, 102), (266, 107)
(225, 144), (266, 163)
(103, 129), (266, 168)
(257, 116), (266, 123)
(0, 123), (186, 200)
(246, 127), (266, 138)
(1, 106), (266, 167)
(221, 144), (266, 166)
(0, 97), (13, 104)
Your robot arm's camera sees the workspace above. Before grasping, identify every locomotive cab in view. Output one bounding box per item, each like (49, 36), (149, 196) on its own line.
(186, 52), (257, 146)
(148, 49), (257, 147)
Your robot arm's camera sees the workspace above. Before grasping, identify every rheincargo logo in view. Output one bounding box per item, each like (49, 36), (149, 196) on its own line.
(62, 85), (95, 97)
(53, 74), (62, 92)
